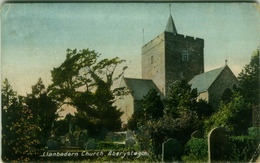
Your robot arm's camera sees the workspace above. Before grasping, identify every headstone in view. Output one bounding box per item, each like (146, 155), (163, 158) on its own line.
(126, 130), (134, 139)
(162, 138), (182, 162)
(208, 127), (229, 162)
(77, 130), (88, 148)
(125, 137), (136, 147)
(191, 130), (203, 138)
(60, 136), (66, 145)
(69, 133), (76, 146)
(47, 140), (60, 150)
(106, 131), (114, 141)
(85, 139), (97, 150)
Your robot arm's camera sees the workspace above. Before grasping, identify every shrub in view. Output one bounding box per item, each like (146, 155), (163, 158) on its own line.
(182, 138), (208, 162)
(228, 135), (258, 161)
(248, 127), (260, 140)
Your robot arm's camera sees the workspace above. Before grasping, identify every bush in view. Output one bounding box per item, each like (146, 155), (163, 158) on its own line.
(228, 135), (258, 161)
(248, 127), (260, 140)
(182, 138), (208, 162)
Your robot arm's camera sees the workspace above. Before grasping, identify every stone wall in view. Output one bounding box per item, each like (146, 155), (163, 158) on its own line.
(197, 91), (209, 102)
(115, 79), (135, 124)
(142, 33), (166, 95)
(208, 66), (238, 107)
(141, 32), (204, 97)
(164, 32), (204, 96)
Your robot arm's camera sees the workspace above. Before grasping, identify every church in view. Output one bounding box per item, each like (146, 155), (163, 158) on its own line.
(115, 14), (238, 124)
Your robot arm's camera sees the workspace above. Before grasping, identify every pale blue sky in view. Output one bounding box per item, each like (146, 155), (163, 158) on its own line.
(1, 3), (260, 96)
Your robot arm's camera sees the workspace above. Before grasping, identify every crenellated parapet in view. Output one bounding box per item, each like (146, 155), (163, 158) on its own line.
(164, 32), (204, 46)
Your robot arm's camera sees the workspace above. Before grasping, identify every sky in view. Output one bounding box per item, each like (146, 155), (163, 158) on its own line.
(1, 2), (260, 97)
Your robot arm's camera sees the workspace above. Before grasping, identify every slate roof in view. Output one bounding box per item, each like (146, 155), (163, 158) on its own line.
(165, 15), (177, 34)
(124, 78), (161, 100)
(189, 66), (226, 93)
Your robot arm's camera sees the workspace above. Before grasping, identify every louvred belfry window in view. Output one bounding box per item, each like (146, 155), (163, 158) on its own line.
(182, 50), (189, 61)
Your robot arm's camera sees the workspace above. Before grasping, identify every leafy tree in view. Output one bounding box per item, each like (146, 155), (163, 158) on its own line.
(2, 79), (42, 162)
(53, 113), (74, 137)
(165, 78), (198, 116)
(49, 49), (126, 135)
(128, 89), (164, 130)
(182, 138), (208, 162)
(204, 92), (252, 135)
(142, 89), (164, 120)
(165, 78), (212, 130)
(135, 79), (208, 157)
(138, 111), (198, 156)
(238, 49), (259, 105)
(25, 78), (58, 146)
(205, 49), (259, 135)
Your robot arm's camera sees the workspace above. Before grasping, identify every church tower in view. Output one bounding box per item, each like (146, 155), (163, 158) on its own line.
(142, 14), (204, 96)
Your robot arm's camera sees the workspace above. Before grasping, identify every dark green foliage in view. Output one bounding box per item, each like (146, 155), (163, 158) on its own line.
(204, 93), (252, 135)
(194, 99), (214, 119)
(53, 114), (73, 137)
(182, 135), (258, 162)
(238, 49), (259, 105)
(127, 109), (143, 130)
(132, 78), (210, 158)
(25, 78), (58, 146)
(128, 88), (164, 130)
(228, 136), (258, 161)
(50, 49), (126, 136)
(142, 111), (199, 155)
(182, 138), (208, 162)
(142, 89), (164, 120)
(2, 79), (42, 162)
(165, 78), (198, 115)
(248, 127), (260, 140)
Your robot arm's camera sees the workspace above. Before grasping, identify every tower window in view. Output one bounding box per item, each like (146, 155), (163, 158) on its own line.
(182, 50), (189, 61)
(151, 56), (154, 64)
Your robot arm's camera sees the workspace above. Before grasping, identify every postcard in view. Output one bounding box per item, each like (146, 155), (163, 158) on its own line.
(1, 2), (259, 162)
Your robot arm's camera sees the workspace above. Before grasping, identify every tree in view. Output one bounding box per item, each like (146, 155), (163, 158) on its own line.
(2, 79), (42, 162)
(128, 88), (164, 130)
(134, 79), (209, 157)
(52, 113), (76, 138)
(142, 89), (164, 120)
(238, 49), (259, 105)
(25, 78), (58, 146)
(204, 92), (252, 135)
(165, 78), (198, 116)
(49, 49), (126, 135)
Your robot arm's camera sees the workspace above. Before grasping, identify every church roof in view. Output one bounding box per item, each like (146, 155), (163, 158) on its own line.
(189, 66), (226, 93)
(165, 14), (177, 34)
(124, 78), (161, 100)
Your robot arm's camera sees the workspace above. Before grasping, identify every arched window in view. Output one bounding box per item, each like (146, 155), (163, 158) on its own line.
(221, 88), (232, 102)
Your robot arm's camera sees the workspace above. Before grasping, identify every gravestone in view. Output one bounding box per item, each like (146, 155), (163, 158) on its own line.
(106, 131), (114, 141)
(60, 136), (66, 145)
(208, 127), (229, 163)
(126, 130), (134, 139)
(47, 140), (60, 150)
(162, 138), (182, 162)
(191, 130), (203, 138)
(77, 130), (88, 148)
(125, 137), (136, 147)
